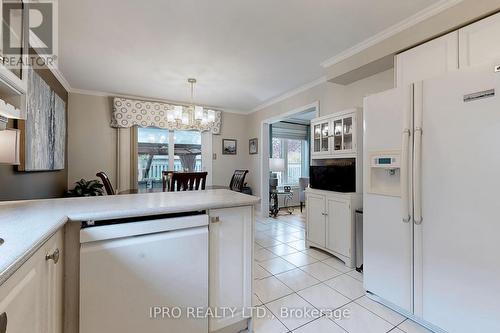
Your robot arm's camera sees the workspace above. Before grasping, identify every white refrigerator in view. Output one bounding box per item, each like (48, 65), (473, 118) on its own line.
(363, 63), (500, 333)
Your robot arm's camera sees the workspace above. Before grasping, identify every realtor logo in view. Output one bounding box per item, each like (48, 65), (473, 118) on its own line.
(2, 1), (57, 67)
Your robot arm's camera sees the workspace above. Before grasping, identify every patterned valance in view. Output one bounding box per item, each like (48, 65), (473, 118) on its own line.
(111, 97), (222, 134)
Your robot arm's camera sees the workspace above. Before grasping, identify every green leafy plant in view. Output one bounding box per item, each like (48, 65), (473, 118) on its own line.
(67, 179), (104, 197)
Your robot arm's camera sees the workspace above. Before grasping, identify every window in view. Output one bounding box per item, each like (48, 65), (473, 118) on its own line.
(271, 137), (308, 186)
(137, 128), (202, 189)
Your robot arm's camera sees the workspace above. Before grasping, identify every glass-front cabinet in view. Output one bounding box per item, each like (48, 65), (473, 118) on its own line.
(312, 119), (330, 156)
(311, 109), (360, 159)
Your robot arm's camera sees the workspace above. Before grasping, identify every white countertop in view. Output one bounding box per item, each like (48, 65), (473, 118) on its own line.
(0, 189), (259, 285)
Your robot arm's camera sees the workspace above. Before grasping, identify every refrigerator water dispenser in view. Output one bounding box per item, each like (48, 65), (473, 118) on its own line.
(367, 151), (401, 196)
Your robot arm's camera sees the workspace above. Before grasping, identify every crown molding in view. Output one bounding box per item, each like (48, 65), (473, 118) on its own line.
(47, 64), (72, 93)
(251, 76), (326, 113)
(320, 0), (465, 68)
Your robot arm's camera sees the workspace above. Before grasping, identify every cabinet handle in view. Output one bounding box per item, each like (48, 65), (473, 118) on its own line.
(46, 248), (60, 264)
(0, 312), (7, 333)
(321, 212), (328, 216)
(210, 216), (220, 223)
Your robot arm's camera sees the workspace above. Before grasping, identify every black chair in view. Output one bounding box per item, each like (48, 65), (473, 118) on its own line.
(96, 172), (115, 195)
(229, 170), (248, 192)
(169, 172), (208, 191)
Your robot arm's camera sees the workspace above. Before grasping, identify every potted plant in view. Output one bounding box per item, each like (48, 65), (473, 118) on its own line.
(67, 179), (104, 197)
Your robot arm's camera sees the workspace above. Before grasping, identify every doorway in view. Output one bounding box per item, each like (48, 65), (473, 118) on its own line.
(259, 102), (319, 215)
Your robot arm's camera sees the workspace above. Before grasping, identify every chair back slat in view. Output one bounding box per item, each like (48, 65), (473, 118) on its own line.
(229, 170), (248, 192)
(162, 171), (175, 192)
(96, 172), (115, 195)
(169, 172), (208, 191)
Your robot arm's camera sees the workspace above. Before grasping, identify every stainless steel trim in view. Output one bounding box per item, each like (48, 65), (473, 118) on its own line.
(463, 89), (495, 103)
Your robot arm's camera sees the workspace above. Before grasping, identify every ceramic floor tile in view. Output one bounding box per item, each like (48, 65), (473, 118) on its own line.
(252, 306), (288, 333)
(254, 263), (273, 280)
(266, 293), (319, 331)
(256, 237), (283, 248)
(333, 302), (394, 333)
(355, 296), (406, 326)
(347, 269), (363, 282)
(254, 243), (263, 251)
(275, 268), (320, 292)
(254, 276), (293, 304)
(300, 262), (344, 281)
(288, 240), (308, 251)
(267, 243), (300, 256)
(259, 257), (297, 275)
(292, 317), (346, 333)
(322, 257), (353, 273)
(273, 233), (301, 243)
(398, 319), (434, 333)
(325, 274), (365, 300)
(282, 252), (318, 267)
(389, 329), (405, 333)
(289, 231), (305, 240)
(301, 248), (332, 260)
(255, 248), (279, 262)
(298, 283), (351, 312)
(252, 293), (263, 306)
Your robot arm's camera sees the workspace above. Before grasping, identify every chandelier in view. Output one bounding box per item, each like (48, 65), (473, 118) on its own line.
(166, 78), (217, 131)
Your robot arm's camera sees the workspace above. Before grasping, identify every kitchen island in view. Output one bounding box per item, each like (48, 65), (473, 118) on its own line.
(0, 189), (259, 333)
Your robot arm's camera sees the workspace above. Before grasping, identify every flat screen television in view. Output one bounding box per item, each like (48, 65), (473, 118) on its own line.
(309, 158), (356, 192)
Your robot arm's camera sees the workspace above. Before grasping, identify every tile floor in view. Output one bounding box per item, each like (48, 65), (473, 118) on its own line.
(252, 209), (432, 333)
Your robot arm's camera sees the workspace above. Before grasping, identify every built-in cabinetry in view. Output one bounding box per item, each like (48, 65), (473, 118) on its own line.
(396, 12), (500, 87)
(311, 108), (362, 159)
(0, 230), (63, 333)
(306, 188), (361, 268)
(209, 206), (253, 333)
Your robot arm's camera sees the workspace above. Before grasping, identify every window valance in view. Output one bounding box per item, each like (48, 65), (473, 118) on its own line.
(111, 97), (222, 134)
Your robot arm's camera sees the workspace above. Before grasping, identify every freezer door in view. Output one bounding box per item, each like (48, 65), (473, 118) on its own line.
(414, 64), (500, 332)
(363, 87), (413, 313)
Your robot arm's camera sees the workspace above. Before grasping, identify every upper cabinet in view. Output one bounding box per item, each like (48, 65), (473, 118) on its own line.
(311, 108), (362, 159)
(459, 12), (500, 68)
(395, 31), (459, 87)
(396, 12), (500, 87)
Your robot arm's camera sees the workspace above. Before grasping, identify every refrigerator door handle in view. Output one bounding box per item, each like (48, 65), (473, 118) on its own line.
(414, 127), (423, 225)
(401, 128), (411, 223)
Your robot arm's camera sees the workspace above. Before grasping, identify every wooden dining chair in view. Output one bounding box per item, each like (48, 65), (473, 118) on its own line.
(96, 171), (115, 195)
(161, 170), (175, 192)
(169, 172), (208, 191)
(229, 170), (248, 192)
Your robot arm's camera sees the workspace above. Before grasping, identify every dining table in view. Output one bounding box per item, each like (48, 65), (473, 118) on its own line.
(118, 185), (229, 195)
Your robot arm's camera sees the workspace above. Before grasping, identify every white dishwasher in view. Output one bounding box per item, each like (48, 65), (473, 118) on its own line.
(79, 214), (209, 333)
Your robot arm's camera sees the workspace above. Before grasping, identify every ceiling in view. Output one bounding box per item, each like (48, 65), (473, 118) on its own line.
(59, 0), (438, 112)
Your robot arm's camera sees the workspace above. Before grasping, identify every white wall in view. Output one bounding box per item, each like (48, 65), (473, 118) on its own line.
(246, 68), (395, 206)
(67, 92), (249, 189)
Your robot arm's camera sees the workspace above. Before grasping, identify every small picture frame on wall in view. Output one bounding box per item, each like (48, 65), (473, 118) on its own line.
(222, 139), (237, 155)
(249, 138), (258, 154)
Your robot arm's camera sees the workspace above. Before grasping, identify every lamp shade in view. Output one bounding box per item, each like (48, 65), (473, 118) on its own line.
(269, 158), (285, 172)
(0, 129), (20, 165)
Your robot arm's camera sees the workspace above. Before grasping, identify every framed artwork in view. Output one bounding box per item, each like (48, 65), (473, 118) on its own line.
(18, 68), (66, 171)
(249, 138), (258, 154)
(222, 139), (237, 155)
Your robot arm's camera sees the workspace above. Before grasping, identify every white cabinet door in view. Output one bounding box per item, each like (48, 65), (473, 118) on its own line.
(209, 206), (253, 332)
(459, 12), (500, 68)
(396, 31), (458, 87)
(306, 194), (326, 247)
(326, 197), (350, 257)
(43, 231), (64, 333)
(0, 240), (47, 333)
(311, 120), (331, 157)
